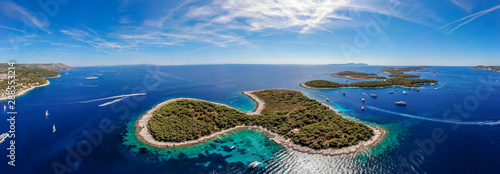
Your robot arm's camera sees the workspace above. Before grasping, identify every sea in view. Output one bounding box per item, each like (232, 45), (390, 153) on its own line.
(1, 64), (500, 174)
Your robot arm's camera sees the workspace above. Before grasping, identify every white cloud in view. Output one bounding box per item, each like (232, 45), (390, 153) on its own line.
(119, 15), (133, 24)
(0, 25), (24, 33)
(124, 0), (438, 47)
(60, 28), (132, 54)
(435, 5), (500, 34)
(451, 0), (475, 12)
(1, 1), (52, 34)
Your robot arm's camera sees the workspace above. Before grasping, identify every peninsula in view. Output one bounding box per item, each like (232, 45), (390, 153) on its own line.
(331, 71), (387, 80)
(472, 65), (500, 72)
(0, 63), (73, 100)
(301, 78), (438, 89)
(136, 89), (386, 156)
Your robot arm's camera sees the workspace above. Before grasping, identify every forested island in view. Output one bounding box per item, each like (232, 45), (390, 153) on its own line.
(379, 66), (434, 78)
(0, 63), (73, 100)
(137, 89), (385, 154)
(331, 71), (387, 80)
(331, 67), (431, 80)
(472, 66), (500, 72)
(301, 78), (438, 89)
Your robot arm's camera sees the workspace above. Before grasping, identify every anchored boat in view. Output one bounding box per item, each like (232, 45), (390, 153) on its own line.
(395, 101), (407, 106)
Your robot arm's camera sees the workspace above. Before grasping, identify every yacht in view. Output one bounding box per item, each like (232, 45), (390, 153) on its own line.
(361, 106), (364, 111)
(45, 110), (49, 117)
(230, 146), (235, 150)
(371, 94), (377, 98)
(52, 124), (56, 132)
(362, 98), (365, 102)
(86, 76), (98, 79)
(0, 133), (9, 143)
(403, 91), (407, 95)
(326, 98), (330, 102)
(395, 101), (407, 106)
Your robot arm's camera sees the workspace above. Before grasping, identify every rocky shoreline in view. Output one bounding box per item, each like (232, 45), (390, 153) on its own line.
(0, 75), (58, 101)
(135, 90), (387, 156)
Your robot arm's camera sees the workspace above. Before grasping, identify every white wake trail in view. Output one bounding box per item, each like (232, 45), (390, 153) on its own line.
(367, 106), (500, 126)
(80, 93), (146, 103)
(99, 98), (126, 107)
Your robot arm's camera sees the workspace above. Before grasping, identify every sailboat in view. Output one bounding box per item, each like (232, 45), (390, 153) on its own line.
(45, 110), (49, 118)
(3, 105), (5, 110)
(52, 124), (56, 132)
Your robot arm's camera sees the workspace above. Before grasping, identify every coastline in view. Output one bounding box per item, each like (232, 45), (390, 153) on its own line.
(135, 90), (387, 156)
(0, 75), (59, 101)
(299, 82), (423, 89)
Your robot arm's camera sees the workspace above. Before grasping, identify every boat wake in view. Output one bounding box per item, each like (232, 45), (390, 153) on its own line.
(80, 93), (147, 107)
(367, 106), (500, 126)
(98, 98), (125, 107)
(80, 93), (146, 103)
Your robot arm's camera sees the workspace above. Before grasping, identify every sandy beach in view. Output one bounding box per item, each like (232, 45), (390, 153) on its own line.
(135, 90), (387, 156)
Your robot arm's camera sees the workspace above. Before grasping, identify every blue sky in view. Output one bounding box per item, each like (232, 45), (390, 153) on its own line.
(0, 0), (499, 66)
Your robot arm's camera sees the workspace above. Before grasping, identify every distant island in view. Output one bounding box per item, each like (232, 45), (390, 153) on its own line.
(326, 63), (368, 66)
(136, 89), (385, 155)
(472, 65), (500, 72)
(331, 71), (387, 80)
(379, 66), (434, 78)
(301, 78), (438, 89)
(0, 63), (74, 100)
(331, 66), (433, 80)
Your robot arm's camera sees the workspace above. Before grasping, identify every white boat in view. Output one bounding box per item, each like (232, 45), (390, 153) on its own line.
(371, 94), (377, 98)
(326, 98), (330, 102)
(230, 146), (235, 150)
(86, 76), (98, 79)
(3, 105), (5, 110)
(395, 101), (407, 106)
(0, 133), (9, 143)
(362, 98), (365, 102)
(361, 106), (364, 111)
(45, 110), (49, 117)
(249, 161), (262, 168)
(52, 124), (56, 132)
(403, 91), (407, 95)
(389, 91), (394, 94)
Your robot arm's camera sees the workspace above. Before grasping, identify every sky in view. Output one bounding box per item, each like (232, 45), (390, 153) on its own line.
(0, 0), (499, 66)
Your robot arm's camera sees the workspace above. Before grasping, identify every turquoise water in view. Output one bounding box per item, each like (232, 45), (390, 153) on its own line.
(1, 65), (500, 173)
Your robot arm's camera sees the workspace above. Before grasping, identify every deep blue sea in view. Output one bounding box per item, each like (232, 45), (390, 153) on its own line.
(1, 65), (500, 174)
